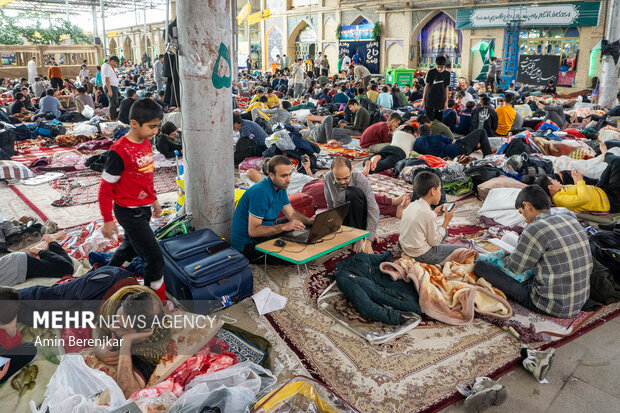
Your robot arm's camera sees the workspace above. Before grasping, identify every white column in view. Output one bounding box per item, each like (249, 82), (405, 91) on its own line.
(600, 0), (620, 108)
(100, 0), (107, 57)
(232, 0), (239, 80)
(143, 0), (148, 60)
(177, 0), (235, 236)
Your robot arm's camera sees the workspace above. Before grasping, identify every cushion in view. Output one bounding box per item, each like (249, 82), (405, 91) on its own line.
(477, 176), (526, 201)
(0, 160), (35, 180)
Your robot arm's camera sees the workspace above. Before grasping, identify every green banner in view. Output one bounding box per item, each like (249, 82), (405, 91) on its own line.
(456, 2), (601, 29)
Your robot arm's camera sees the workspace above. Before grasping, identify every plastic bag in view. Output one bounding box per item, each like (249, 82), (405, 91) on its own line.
(132, 391), (178, 413)
(81, 105), (95, 119)
(265, 130), (295, 151)
(169, 361), (277, 413)
(69, 124), (98, 136)
(31, 354), (126, 413)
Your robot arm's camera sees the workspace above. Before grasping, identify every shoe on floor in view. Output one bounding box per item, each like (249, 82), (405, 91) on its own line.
(522, 347), (555, 382)
(458, 377), (507, 413)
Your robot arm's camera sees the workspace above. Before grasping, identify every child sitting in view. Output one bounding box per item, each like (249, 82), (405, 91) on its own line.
(156, 121), (182, 159)
(0, 287), (37, 384)
(399, 171), (462, 264)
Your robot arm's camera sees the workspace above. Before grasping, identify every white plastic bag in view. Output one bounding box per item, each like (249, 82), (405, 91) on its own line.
(99, 122), (123, 136)
(31, 354), (126, 413)
(81, 105), (95, 119)
(69, 124), (98, 136)
(265, 130), (295, 151)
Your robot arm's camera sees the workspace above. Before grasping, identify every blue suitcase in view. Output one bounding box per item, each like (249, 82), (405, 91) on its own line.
(160, 228), (253, 314)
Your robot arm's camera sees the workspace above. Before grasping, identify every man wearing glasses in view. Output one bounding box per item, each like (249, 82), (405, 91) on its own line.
(323, 157), (380, 254)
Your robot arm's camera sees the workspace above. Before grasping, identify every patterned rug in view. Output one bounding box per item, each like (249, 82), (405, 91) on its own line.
(256, 223), (620, 413)
(11, 146), (69, 166)
(367, 173), (413, 199)
(318, 144), (370, 159)
(49, 167), (178, 206)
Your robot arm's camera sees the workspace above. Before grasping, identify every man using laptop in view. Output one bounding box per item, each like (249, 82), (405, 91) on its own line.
(232, 155), (315, 263)
(324, 157), (380, 254)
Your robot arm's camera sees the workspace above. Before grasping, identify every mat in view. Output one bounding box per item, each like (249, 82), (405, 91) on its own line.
(49, 167), (178, 206)
(318, 144), (369, 159)
(367, 173), (413, 199)
(257, 224), (620, 412)
(11, 146), (69, 166)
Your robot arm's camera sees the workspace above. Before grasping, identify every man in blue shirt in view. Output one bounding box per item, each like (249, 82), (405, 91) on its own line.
(413, 124), (492, 159)
(38, 89), (63, 119)
(231, 155), (315, 262)
(233, 113), (269, 156)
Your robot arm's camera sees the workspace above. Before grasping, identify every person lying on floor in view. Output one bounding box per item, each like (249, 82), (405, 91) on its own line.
(0, 288), (37, 385)
(155, 121), (182, 159)
(0, 231), (71, 287)
(413, 124), (493, 159)
(303, 114), (357, 145)
(359, 112), (402, 153)
(324, 157), (380, 254)
(232, 155), (315, 263)
(251, 100), (292, 126)
(399, 171), (464, 264)
(417, 115), (454, 140)
(244, 156), (410, 218)
(526, 143), (620, 213)
(362, 125), (418, 175)
(473, 185), (592, 318)
(93, 286), (170, 398)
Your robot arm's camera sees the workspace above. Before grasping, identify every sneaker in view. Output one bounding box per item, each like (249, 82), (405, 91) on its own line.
(458, 377), (507, 412)
(521, 347), (555, 382)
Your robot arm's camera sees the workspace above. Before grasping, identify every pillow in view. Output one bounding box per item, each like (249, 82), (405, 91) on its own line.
(477, 176), (526, 201)
(0, 160), (35, 180)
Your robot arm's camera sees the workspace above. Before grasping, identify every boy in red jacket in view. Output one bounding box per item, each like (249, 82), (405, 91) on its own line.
(99, 99), (166, 300)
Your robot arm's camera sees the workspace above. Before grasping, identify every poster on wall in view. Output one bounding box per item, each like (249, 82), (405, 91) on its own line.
(419, 13), (462, 58)
(266, 27), (283, 67)
(339, 41), (380, 74)
(340, 24), (374, 41)
(516, 55), (561, 86)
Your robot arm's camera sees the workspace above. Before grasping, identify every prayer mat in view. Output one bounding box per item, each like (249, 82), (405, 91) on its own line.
(49, 167), (178, 206)
(11, 146), (69, 166)
(318, 143), (369, 159)
(216, 328), (267, 366)
(367, 173), (413, 199)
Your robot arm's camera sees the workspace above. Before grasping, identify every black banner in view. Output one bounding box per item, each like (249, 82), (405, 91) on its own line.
(339, 41), (380, 74)
(516, 55), (560, 86)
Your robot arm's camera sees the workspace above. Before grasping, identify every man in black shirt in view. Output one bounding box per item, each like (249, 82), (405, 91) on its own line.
(118, 88), (138, 125)
(409, 84), (424, 103)
(471, 96), (498, 137)
(422, 56), (450, 122)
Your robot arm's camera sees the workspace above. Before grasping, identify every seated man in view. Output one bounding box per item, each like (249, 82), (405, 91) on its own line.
(265, 88), (280, 108)
(414, 124), (492, 159)
(93, 286), (170, 397)
(0, 231), (71, 287)
(333, 85), (349, 104)
(442, 99), (458, 131)
(245, 95), (269, 117)
(495, 93), (517, 136)
(360, 112), (402, 153)
(0, 288), (37, 385)
(9, 92), (29, 115)
(244, 156), (410, 218)
(363, 125), (418, 174)
(345, 99), (371, 133)
(118, 88), (138, 125)
(38, 88), (63, 119)
(454, 100), (475, 135)
(417, 115), (454, 140)
(233, 113), (269, 155)
(399, 171), (461, 264)
(324, 157), (380, 253)
(231, 155), (314, 262)
(376, 86), (393, 109)
(471, 96), (498, 137)
(474, 185), (592, 318)
(74, 86), (95, 109)
(156, 121), (182, 158)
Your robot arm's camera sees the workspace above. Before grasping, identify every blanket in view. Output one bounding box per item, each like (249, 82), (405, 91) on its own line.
(366, 173), (413, 199)
(380, 254), (513, 325)
(317, 144), (369, 159)
(11, 146), (69, 166)
(545, 147), (620, 179)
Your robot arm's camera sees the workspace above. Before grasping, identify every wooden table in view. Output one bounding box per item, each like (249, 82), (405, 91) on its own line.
(255, 226), (369, 292)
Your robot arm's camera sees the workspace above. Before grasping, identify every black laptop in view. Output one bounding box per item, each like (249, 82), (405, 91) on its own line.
(280, 203), (350, 244)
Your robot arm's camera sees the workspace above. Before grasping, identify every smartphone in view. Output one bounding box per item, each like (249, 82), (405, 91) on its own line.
(206, 242), (229, 255)
(442, 203), (455, 212)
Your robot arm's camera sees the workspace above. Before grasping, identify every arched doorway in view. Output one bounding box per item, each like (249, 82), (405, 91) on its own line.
(288, 20), (318, 63)
(413, 12), (461, 69)
(323, 44), (337, 75)
(123, 37), (133, 61)
(265, 25), (284, 72)
(109, 38), (118, 57)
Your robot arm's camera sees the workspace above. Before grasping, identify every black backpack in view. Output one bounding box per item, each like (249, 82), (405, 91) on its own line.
(234, 136), (256, 165)
(504, 138), (533, 158)
(0, 126), (16, 157)
(464, 165), (504, 191)
(590, 230), (620, 283)
(254, 117), (273, 135)
(59, 111), (86, 123)
(368, 109), (384, 126)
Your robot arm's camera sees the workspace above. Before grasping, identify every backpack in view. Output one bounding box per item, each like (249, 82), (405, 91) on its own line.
(464, 165), (504, 191)
(59, 111), (86, 123)
(254, 116), (273, 135)
(590, 230), (620, 282)
(368, 109), (384, 126)
(34, 120), (66, 137)
(12, 124), (32, 141)
(234, 136), (256, 165)
(394, 157), (429, 177)
(511, 153), (554, 176)
(504, 138), (533, 157)
(0, 126), (16, 157)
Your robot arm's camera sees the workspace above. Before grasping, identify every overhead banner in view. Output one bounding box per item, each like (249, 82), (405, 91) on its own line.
(340, 24), (374, 41)
(237, 2), (251, 24)
(517, 55), (561, 86)
(456, 2), (601, 29)
(339, 41), (379, 74)
(247, 9), (271, 25)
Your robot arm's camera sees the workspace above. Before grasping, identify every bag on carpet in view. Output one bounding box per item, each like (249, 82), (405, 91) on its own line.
(34, 120), (66, 137)
(0, 126), (16, 157)
(59, 111), (85, 123)
(234, 136), (257, 165)
(464, 165), (504, 191)
(394, 157), (428, 177)
(590, 230), (620, 282)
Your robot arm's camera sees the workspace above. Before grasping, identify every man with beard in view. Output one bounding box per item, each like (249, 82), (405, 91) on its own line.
(324, 157), (380, 254)
(231, 155), (315, 262)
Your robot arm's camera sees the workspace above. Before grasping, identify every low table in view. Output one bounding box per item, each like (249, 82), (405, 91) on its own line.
(255, 226), (369, 295)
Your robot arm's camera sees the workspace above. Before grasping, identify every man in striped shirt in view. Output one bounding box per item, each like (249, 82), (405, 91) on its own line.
(475, 185), (592, 318)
